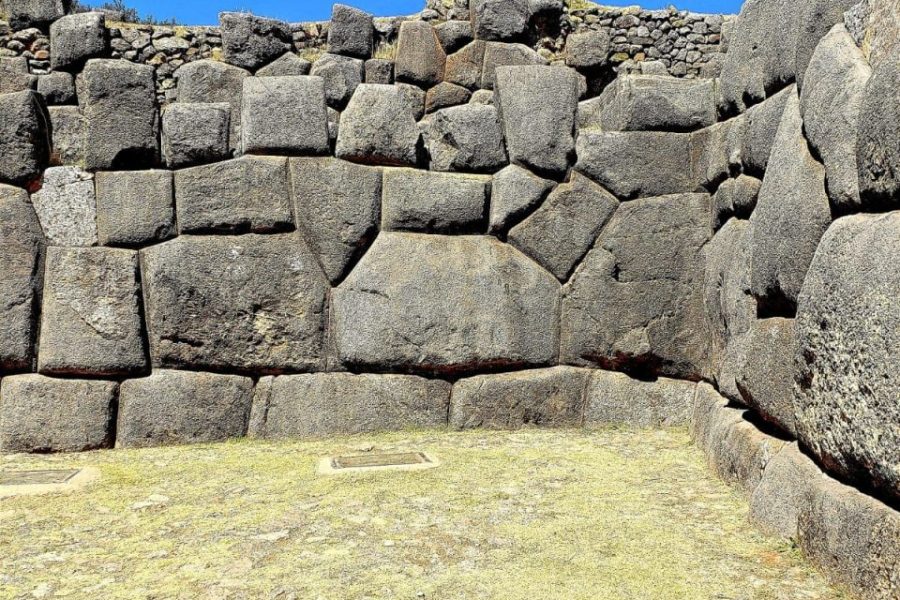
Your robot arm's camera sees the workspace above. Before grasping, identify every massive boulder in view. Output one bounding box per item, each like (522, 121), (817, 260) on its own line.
(0, 90), (50, 186)
(794, 0), (860, 89)
(30, 166), (97, 246)
(141, 233), (329, 374)
(327, 4), (374, 59)
(586, 370), (697, 427)
(381, 168), (490, 234)
(422, 104), (507, 173)
(598, 75), (717, 132)
(220, 12), (291, 71)
(395, 20), (446, 88)
(335, 84), (421, 167)
(856, 43), (900, 210)
(794, 212), (900, 502)
(95, 170), (175, 247)
(240, 76), (330, 155)
(175, 60), (249, 153)
(332, 233), (560, 375)
(50, 11), (107, 72)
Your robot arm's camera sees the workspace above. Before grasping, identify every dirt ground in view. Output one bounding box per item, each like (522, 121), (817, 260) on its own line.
(0, 427), (847, 600)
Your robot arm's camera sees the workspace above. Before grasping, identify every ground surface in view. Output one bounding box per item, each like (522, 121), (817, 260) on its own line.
(0, 428), (846, 600)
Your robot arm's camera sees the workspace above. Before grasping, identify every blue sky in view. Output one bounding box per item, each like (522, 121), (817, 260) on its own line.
(112, 0), (744, 26)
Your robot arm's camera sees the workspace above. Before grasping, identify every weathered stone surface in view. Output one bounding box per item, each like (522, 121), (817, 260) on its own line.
(4, 0), (68, 29)
(309, 53), (364, 109)
(741, 84), (792, 175)
(50, 11), (107, 72)
(711, 175), (760, 230)
(856, 43), (900, 210)
(434, 19), (473, 53)
(800, 24), (871, 212)
(95, 170), (174, 246)
(250, 373), (450, 438)
(381, 168), (490, 233)
(255, 52), (312, 77)
(471, 0), (529, 41)
(586, 370), (697, 427)
(141, 233), (328, 374)
(0, 185), (44, 373)
(750, 92), (830, 316)
(36, 71), (75, 105)
(175, 156), (292, 234)
(30, 166), (96, 246)
(175, 60), (249, 152)
(395, 20), (446, 88)
(0, 90), (50, 186)
(220, 12), (291, 71)
(794, 0), (859, 89)
(712, 416), (786, 497)
(794, 212), (900, 501)
(469, 89), (493, 105)
(240, 76), (330, 155)
(691, 382), (746, 459)
(750, 443), (823, 539)
(489, 167), (552, 237)
(364, 58), (393, 84)
(289, 157), (381, 284)
(0, 375), (116, 453)
(335, 84), (420, 167)
(328, 4), (374, 59)
(599, 75), (716, 132)
(162, 102), (231, 168)
(575, 131), (699, 200)
(422, 104), (506, 173)
(450, 367), (590, 430)
(396, 82), (426, 120)
(79, 59), (158, 170)
(38, 247), (147, 376)
(0, 57), (36, 94)
(48, 105), (83, 166)
(445, 40), (485, 90)
(480, 42), (547, 90)
(565, 30), (610, 69)
(691, 115), (745, 188)
(117, 370), (254, 448)
(736, 318), (798, 436)
(424, 81), (471, 113)
(333, 233), (560, 374)
(561, 193), (712, 380)
(509, 172), (618, 281)
(495, 65), (578, 177)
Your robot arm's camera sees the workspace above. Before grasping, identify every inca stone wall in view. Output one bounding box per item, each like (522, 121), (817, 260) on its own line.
(0, 0), (898, 596)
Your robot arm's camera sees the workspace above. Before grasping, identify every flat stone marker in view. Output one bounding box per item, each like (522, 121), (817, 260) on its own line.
(318, 451), (438, 475)
(0, 467), (99, 498)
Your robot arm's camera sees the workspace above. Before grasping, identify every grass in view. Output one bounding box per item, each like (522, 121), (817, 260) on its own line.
(0, 428), (846, 599)
(298, 47), (325, 63)
(373, 41), (397, 61)
(566, 0), (601, 11)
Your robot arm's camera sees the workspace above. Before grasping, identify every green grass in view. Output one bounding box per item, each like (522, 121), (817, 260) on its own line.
(0, 428), (846, 599)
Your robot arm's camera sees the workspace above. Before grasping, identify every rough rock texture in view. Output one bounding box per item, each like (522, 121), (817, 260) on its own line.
(175, 60), (249, 152)
(0, 185), (44, 372)
(79, 59), (159, 170)
(161, 102), (231, 168)
(794, 0), (859, 89)
(4, 0), (69, 29)
(424, 81), (471, 113)
(36, 71), (75, 105)
(856, 44), (900, 209)
(38, 247), (147, 376)
(95, 170), (174, 247)
(250, 373), (450, 438)
(794, 212), (900, 501)
(0, 375), (116, 453)
(328, 4), (374, 59)
(434, 20), (473, 54)
(174, 156), (293, 234)
(750, 92), (831, 316)
(480, 42), (547, 90)
(141, 234), (328, 374)
(445, 40), (485, 90)
(0, 57), (36, 94)
(0, 90), (50, 186)
(117, 370), (254, 448)
(711, 175), (760, 229)
(395, 20), (446, 88)
(333, 233), (560, 375)
(691, 382), (747, 460)
(309, 53), (364, 109)
(749, 443), (823, 539)
(335, 84), (420, 167)
(586, 370), (697, 427)
(240, 76), (330, 155)
(488, 164), (554, 234)
(289, 157), (382, 284)
(364, 58), (393, 84)
(736, 318), (798, 436)
(740, 84), (792, 175)
(450, 367), (590, 430)
(508, 172), (619, 281)
(381, 168), (490, 233)
(48, 105), (84, 166)
(422, 104), (507, 173)
(494, 65), (579, 178)
(599, 75), (716, 132)
(256, 52), (312, 77)
(30, 166), (97, 246)
(396, 82), (426, 120)
(470, 0), (529, 41)
(49, 11), (106, 72)
(220, 12), (291, 71)
(565, 30), (611, 68)
(561, 193), (712, 380)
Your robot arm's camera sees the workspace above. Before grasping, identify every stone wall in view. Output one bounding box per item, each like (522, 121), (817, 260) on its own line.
(0, 0), (899, 597)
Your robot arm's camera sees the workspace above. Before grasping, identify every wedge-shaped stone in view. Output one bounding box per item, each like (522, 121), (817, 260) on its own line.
(95, 170), (174, 247)
(561, 194), (712, 380)
(425, 81), (471, 113)
(395, 20), (445, 87)
(0, 375), (116, 453)
(450, 367), (590, 430)
(586, 370), (697, 427)
(117, 370), (254, 448)
(471, 0), (529, 41)
(50, 12), (107, 71)
(495, 65), (578, 178)
(0, 90), (50, 186)
(749, 443), (822, 539)
(750, 92), (830, 316)
(310, 53), (364, 109)
(509, 172), (618, 281)
(30, 166), (97, 246)
(175, 60), (249, 152)
(5, 0), (68, 29)
(489, 164), (554, 235)
(220, 12), (291, 71)
(335, 84), (420, 167)
(333, 233), (560, 375)
(481, 42), (547, 90)
(328, 4), (374, 59)
(141, 234), (328, 374)
(250, 373), (450, 438)
(162, 102), (231, 168)
(856, 43), (900, 210)
(289, 157), (382, 284)
(240, 76), (329, 155)
(423, 104), (507, 173)
(0, 185), (44, 372)
(175, 156), (292, 234)
(794, 212), (900, 502)
(794, 0), (859, 88)
(381, 168), (490, 233)
(599, 75), (716, 132)
(740, 84), (792, 175)
(256, 52), (312, 76)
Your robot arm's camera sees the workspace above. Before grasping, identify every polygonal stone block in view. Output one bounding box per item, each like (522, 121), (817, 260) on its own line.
(95, 170), (174, 247)
(256, 52), (312, 77)
(328, 4), (374, 59)
(480, 42), (547, 90)
(48, 105), (84, 166)
(240, 76), (329, 156)
(30, 166), (97, 246)
(422, 104), (507, 173)
(175, 60), (249, 153)
(309, 52), (364, 109)
(381, 168), (490, 233)
(470, 0), (529, 41)
(4, 0), (69, 29)
(586, 370), (697, 427)
(598, 75), (717, 132)
(161, 102), (231, 168)
(36, 71), (75, 105)
(395, 20), (446, 88)
(364, 58), (393, 84)
(50, 11), (107, 72)
(0, 90), (50, 186)
(565, 30), (610, 68)
(488, 164), (554, 234)
(220, 11), (291, 71)
(0, 57), (36, 94)
(335, 84), (421, 167)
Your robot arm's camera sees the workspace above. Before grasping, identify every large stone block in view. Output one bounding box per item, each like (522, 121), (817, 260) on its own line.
(161, 103), (231, 169)
(586, 370), (697, 427)
(333, 233), (560, 375)
(50, 11), (107, 72)
(856, 43), (900, 210)
(794, 212), (900, 502)
(508, 172), (618, 281)
(565, 30), (610, 69)
(423, 104), (507, 173)
(0, 375), (116, 453)
(36, 71), (75, 105)
(434, 19), (473, 54)
(445, 40), (485, 90)
(240, 76), (330, 155)
(488, 164), (554, 234)
(494, 65), (579, 178)
(174, 156), (292, 234)
(424, 81), (472, 113)
(0, 57), (36, 94)
(309, 53), (364, 109)
(250, 373), (450, 438)
(395, 20), (446, 88)
(794, 0), (859, 88)
(364, 58), (393, 84)
(328, 4), (374, 59)
(30, 166), (97, 246)
(220, 12), (291, 71)
(381, 168), (490, 234)
(749, 443), (823, 539)
(691, 382), (746, 459)
(750, 91), (830, 316)
(38, 247), (147, 376)
(561, 193), (712, 380)
(470, 0), (529, 41)
(141, 233), (328, 374)
(48, 105), (84, 166)
(480, 42), (547, 90)
(740, 82), (792, 175)
(450, 367), (590, 430)
(0, 185), (44, 373)
(4, 0), (69, 29)
(711, 417), (786, 497)
(599, 75), (716, 132)
(175, 60), (249, 152)
(117, 370), (254, 448)
(79, 59), (159, 170)
(736, 318), (798, 437)
(0, 90), (50, 186)
(256, 52), (312, 77)
(335, 84), (420, 167)
(289, 157), (381, 284)
(95, 170), (174, 247)
(711, 175), (760, 230)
